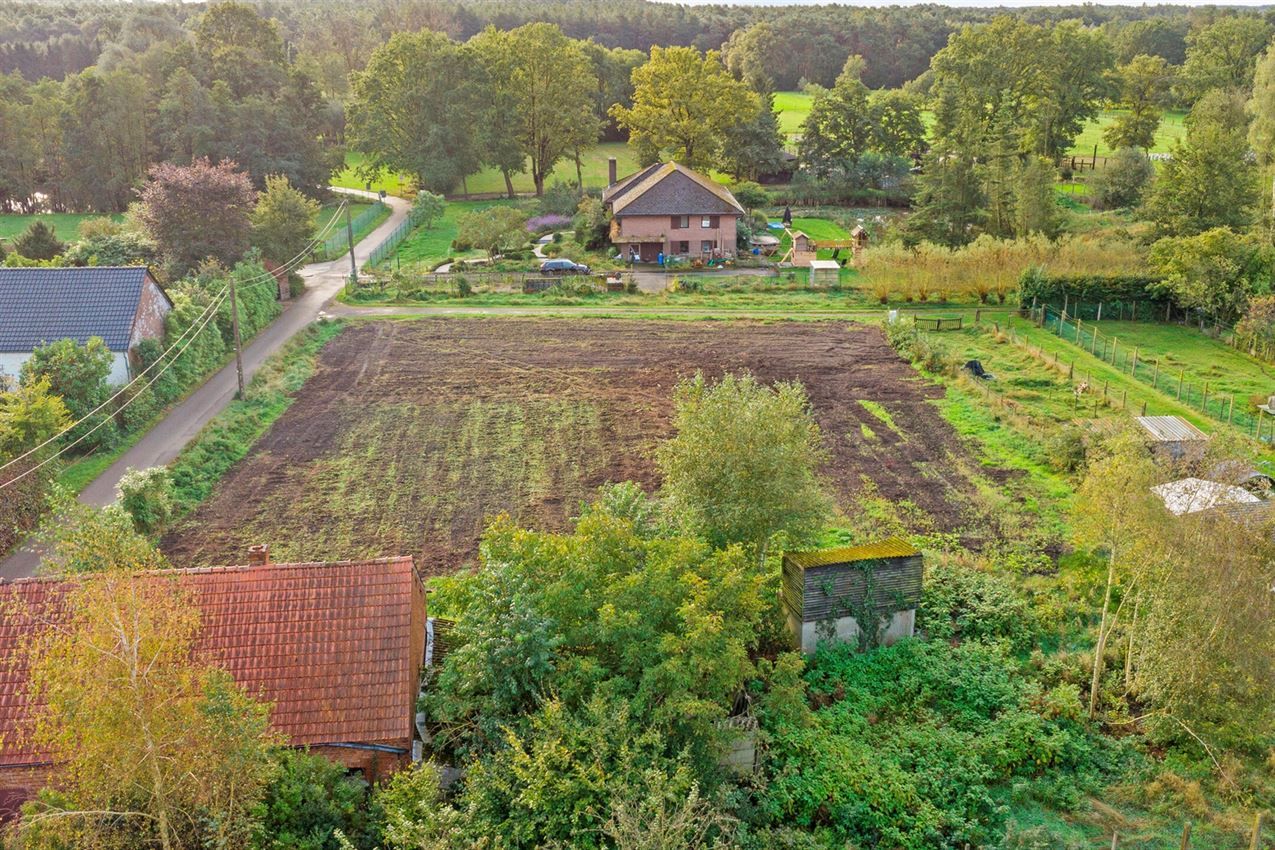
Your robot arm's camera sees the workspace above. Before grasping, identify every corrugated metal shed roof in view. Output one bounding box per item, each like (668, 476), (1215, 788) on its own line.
(0, 266), (151, 352)
(0, 556), (422, 767)
(785, 537), (919, 570)
(1137, 415), (1208, 443)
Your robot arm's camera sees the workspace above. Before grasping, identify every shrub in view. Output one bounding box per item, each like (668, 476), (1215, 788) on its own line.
(12, 221), (66, 260)
(1044, 426), (1089, 474)
(539, 180), (583, 216)
(253, 748), (372, 850)
(525, 214), (572, 235)
(762, 640), (1106, 849)
(917, 556), (1037, 650)
(1091, 148), (1154, 210)
(116, 466), (175, 537)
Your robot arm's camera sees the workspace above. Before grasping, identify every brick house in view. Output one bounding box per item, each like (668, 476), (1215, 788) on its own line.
(0, 266), (171, 386)
(603, 161), (745, 263)
(0, 550), (428, 817)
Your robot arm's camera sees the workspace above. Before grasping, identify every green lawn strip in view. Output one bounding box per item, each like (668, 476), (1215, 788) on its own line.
(330, 152), (413, 196)
(56, 420), (156, 494)
(334, 143), (640, 199)
(340, 284), (1019, 315)
(1085, 319), (1275, 408)
(1003, 315), (1225, 432)
(0, 212), (122, 243)
(167, 320), (345, 516)
(384, 199), (529, 270)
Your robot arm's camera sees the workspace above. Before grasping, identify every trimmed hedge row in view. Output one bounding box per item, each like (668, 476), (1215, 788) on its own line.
(1018, 269), (1165, 306)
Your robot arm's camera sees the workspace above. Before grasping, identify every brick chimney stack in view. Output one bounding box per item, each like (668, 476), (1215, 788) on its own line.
(247, 544), (270, 567)
(608, 157), (617, 185)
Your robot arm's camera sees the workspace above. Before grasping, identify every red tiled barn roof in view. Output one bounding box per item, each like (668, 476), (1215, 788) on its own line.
(0, 557), (424, 768)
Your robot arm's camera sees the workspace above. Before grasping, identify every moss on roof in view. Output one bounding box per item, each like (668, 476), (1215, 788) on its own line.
(784, 537), (919, 570)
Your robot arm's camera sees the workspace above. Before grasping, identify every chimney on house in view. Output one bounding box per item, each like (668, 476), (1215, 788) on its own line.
(608, 157), (617, 185)
(247, 544), (270, 567)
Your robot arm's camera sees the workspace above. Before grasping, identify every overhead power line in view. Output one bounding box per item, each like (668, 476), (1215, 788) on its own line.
(0, 200), (350, 481)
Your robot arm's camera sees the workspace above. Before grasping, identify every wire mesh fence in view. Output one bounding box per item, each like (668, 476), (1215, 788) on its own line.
(1033, 306), (1275, 441)
(314, 203), (389, 261)
(365, 216), (415, 269)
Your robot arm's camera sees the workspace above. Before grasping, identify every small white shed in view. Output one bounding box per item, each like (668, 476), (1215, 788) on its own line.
(808, 259), (840, 287)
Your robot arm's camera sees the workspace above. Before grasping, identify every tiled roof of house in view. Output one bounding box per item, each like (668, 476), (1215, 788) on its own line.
(605, 163), (744, 217)
(0, 557), (424, 767)
(0, 266), (157, 353)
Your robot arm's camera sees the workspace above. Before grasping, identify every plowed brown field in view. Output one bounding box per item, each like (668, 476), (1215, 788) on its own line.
(162, 319), (1006, 574)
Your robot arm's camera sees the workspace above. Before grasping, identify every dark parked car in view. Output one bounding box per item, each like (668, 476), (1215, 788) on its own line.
(539, 259), (590, 275)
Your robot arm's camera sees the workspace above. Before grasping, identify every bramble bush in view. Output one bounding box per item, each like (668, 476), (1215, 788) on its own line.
(758, 639), (1110, 849)
(917, 555), (1038, 651)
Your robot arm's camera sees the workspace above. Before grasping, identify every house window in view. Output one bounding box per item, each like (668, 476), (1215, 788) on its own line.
(671, 215), (689, 229)
(701, 240), (714, 253)
(676, 241), (690, 254)
(701, 216), (711, 228)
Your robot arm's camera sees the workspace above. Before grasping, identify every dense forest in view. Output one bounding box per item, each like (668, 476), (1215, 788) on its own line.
(0, 1), (1231, 89)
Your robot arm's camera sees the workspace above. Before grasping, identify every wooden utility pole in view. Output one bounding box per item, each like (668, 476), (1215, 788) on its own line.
(228, 273), (245, 400)
(1180, 821), (1192, 850)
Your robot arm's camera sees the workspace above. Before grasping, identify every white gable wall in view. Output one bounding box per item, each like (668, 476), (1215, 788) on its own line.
(0, 351), (130, 388)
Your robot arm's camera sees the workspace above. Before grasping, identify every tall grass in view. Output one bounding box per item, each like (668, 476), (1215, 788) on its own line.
(858, 234), (1145, 304)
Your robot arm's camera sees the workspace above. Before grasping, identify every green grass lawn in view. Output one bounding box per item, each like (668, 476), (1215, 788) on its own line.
(335, 143), (640, 199)
(775, 216), (853, 260)
(0, 212), (120, 244)
(381, 198), (530, 270)
(1067, 108), (1186, 159)
(1085, 320), (1275, 409)
(317, 201), (373, 236)
(774, 90), (813, 135)
(773, 89), (1185, 157)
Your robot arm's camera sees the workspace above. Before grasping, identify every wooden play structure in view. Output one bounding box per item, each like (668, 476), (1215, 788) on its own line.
(776, 225), (865, 267)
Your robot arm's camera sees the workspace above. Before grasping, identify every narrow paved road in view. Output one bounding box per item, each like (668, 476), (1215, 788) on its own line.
(0, 189), (411, 580)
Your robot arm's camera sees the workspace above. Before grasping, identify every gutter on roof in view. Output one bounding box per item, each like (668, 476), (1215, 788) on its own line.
(302, 742), (411, 755)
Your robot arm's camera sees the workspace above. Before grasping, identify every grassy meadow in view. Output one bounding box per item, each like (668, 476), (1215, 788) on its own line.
(772, 90), (1186, 157)
(334, 143), (640, 199)
(0, 212), (120, 244)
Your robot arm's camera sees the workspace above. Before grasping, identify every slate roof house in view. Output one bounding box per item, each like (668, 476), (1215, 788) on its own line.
(0, 549), (428, 817)
(603, 159), (745, 263)
(0, 266), (171, 386)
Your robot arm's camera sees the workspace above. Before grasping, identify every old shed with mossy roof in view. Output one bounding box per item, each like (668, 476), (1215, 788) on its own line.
(782, 538), (923, 654)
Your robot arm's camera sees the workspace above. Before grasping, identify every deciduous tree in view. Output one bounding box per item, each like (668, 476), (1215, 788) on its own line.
(1104, 54), (1174, 151)
(611, 46), (758, 171)
(474, 24), (599, 198)
(455, 206), (527, 259)
(657, 372), (831, 563)
(136, 157), (256, 274)
(14, 570), (277, 850)
(1142, 105), (1259, 237)
(798, 56), (873, 178)
(1071, 431), (1165, 718)
(250, 174), (321, 267)
(1176, 15), (1271, 104)
(1149, 227), (1270, 323)
(348, 31), (485, 195)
